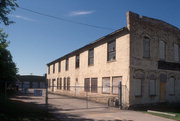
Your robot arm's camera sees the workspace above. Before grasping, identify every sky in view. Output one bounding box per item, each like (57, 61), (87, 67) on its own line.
(2, 0), (180, 76)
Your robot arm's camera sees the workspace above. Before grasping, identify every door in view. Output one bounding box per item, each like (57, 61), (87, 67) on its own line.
(160, 82), (166, 102)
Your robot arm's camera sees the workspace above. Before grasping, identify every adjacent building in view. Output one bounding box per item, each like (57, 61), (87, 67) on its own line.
(47, 11), (180, 108)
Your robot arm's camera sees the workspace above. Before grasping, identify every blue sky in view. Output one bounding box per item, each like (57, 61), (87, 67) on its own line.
(3, 0), (180, 76)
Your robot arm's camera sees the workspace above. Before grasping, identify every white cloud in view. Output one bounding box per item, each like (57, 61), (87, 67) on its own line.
(69, 10), (95, 16)
(12, 15), (36, 22)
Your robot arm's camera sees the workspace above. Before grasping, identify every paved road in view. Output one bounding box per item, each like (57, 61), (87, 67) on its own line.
(12, 93), (174, 121)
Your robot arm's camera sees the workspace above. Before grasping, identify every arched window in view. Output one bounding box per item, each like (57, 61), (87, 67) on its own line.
(168, 77), (175, 95)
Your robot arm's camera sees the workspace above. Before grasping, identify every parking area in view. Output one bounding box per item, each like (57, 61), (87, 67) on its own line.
(11, 93), (174, 121)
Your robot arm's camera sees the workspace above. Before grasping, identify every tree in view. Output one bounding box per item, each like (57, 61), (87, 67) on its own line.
(0, 29), (18, 81)
(0, 0), (18, 25)
(0, 0), (18, 91)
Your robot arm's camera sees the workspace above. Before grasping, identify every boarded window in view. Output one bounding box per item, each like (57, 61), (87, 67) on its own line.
(159, 41), (166, 60)
(112, 77), (122, 94)
(48, 79), (51, 88)
(143, 37), (150, 58)
(169, 77), (175, 95)
(58, 61), (61, 72)
(134, 79), (142, 96)
(57, 78), (59, 89)
(63, 78), (66, 90)
(75, 54), (80, 68)
(149, 80), (156, 96)
(84, 78), (90, 92)
(60, 78), (62, 90)
(91, 78), (98, 93)
(65, 58), (69, 71)
(107, 40), (116, 61)
(174, 44), (180, 62)
(102, 77), (110, 93)
(88, 49), (94, 65)
(67, 77), (70, 91)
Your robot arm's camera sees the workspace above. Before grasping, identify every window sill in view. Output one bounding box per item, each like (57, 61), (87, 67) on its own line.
(88, 64), (94, 67)
(107, 59), (116, 63)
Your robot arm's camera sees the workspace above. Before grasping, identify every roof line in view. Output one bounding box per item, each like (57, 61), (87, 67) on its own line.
(47, 27), (128, 66)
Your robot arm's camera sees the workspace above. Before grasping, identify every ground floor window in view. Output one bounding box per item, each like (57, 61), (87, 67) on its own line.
(59, 78), (62, 90)
(67, 77), (70, 91)
(91, 78), (98, 93)
(149, 79), (156, 96)
(134, 79), (142, 96)
(102, 77), (110, 93)
(112, 77), (122, 94)
(57, 78), (59, 89)
(169, 77), (175, 95)
(63, 78), (66, 90)
(84, 78), (90, 92)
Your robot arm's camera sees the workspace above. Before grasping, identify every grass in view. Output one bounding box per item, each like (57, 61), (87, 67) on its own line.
(147, 111), (180, 121)
(0, 93), (58, 121)
(132, 103), (180, 121)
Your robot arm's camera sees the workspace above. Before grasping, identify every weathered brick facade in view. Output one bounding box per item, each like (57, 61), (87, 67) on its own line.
(47, 11), (180, 108)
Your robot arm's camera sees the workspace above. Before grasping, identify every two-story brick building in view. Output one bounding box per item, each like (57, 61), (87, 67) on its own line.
(47, 11), (180, 108)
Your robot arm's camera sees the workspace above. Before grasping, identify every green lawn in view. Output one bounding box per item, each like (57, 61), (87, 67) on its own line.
(0, 94), (57, 121)
(147, 111), (180, 121)
(132, 103), (180, 121)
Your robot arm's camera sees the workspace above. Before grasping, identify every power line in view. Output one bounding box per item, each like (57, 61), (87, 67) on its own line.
(19, 7), (115, 31)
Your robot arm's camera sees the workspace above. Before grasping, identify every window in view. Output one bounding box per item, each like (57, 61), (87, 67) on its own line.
(75, 54), (80, 68)
(63, 78), (66, 90)
(48, 79), (51, 88)
(58, 61), (61, 72)
(67, 77), (70, 91)
(107, 40), (116, 61)
(112, 77), (122, 94)
(149, 80), (156, 96)
(169, 77), (175, 95)
(48, 66), (50, 74)
(53, 64), (55, 73)
(65, 58), (69, 71)
(84, 78), (90, 92)
(134, 79), (142, 96)
(60, 78), (62, 90)
(143, 37), (150, 58)
(57, 78), (59, 89)
(174, 44), (180, 62)
(91, 78), (98, 93)
(159, 41), (166, 60)
(88, 49), (94, 65)
(102, 77), (110, 93)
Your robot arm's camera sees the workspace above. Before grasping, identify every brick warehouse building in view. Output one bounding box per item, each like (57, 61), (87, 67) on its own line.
(47, 11), (180, 108)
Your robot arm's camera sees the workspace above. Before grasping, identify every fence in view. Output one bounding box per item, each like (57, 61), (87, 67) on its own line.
(48, 84), (129, 109)
(11, 82), (129, 110)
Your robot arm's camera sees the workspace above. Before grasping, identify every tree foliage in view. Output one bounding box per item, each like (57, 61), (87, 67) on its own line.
(0, 29), (18, 81)
(0, 0), (18, 83)
(0, 0), (18, 25)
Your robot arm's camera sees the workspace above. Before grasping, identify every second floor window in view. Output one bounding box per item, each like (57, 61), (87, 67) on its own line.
(65, 58), (69, 71)
(107, 40), (116, 61)
(75, 54), (80, 68)
(159, 40), (166, 60)
(174, 44), (180, 62)
(58, 61), (61, 72)
(143, 37), (150, 58)
(48, 66), (50, 74)
(53, 64), (55, 73)
(88, 49), (94, 66)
